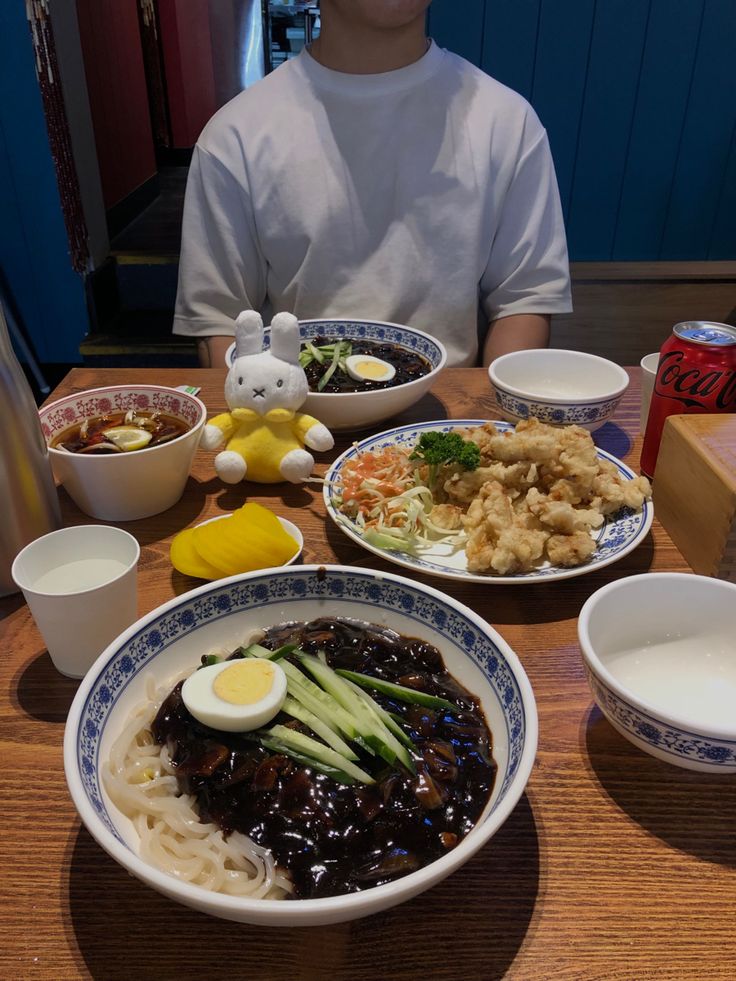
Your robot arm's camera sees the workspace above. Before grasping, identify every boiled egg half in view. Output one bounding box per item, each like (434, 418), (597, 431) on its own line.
(344, 354), (396, 383)
(181, 658), (287, 732)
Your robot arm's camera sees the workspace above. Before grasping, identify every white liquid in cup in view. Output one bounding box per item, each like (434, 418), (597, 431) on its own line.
(12, 525), (140, 680)
(33, 557), (130, 594)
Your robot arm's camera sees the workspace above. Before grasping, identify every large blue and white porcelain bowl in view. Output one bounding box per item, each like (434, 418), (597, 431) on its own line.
(489, 348), (629, 431)
(226, 318), (447, 431)
(578, 573), (736, 772)
(64, 565), (537, 926)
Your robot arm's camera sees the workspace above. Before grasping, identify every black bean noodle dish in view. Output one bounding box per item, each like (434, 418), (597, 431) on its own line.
(105, 617), (496, 901)
(299, 336), (433, 393)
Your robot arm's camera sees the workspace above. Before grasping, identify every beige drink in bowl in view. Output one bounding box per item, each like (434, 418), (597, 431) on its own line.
(12, 525), (140, 679)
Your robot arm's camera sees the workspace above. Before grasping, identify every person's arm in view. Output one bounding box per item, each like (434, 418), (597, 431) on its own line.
(479, 114), (571, 359)
(197, 335), (235, 368)
(173, 145), (267, 362)
(483, 313), (550, 367)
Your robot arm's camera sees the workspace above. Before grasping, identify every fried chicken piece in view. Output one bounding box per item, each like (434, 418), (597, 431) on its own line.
(444, 461), (537, 505)
(428, 503), (464, 531)
(462, 481), (514, 536)
(525, 487), (604, 534)
(546, 530), (597, 567)
(591, 464), (652, 515)
(482, 417), (562, 465)
(488, 526), (548, 575)
(463, 481), (548, 574)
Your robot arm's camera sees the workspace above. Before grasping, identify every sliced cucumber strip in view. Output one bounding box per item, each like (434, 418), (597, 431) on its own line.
(339, 676), (415, 772)
(258, 736), (355, 785)
(336, 668), (457, 712)
(280, 695), (359, 760)
(240, 642), (359, 739)
(299, 654), (414, 771)
(340, 675), (414, 751)
(264, 724), (374, 784)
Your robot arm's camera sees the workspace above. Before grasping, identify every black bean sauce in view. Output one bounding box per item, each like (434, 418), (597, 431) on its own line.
(303, 336), (431, 393)
(151, 617), (496, 899)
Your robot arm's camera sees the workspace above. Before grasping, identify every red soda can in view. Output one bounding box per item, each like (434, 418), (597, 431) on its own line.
(640, 321), (736, 477)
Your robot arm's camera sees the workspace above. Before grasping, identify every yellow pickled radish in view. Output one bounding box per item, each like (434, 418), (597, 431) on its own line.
(192, 505), (298, 576)
(170, 527), (226, 580)
(172, 504), (299, 580)
(232, 502), (299, 564)
(193, 518), (252, 576)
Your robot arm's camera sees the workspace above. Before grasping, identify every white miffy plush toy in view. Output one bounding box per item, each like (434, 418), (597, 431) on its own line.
(200, 311), (334, 484)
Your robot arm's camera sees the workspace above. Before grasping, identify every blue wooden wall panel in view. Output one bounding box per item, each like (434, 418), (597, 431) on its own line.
(428, 0), (486, 67)
(709, 127), (736, 260)
(612, 0), (706, 259)
(0, 1), (88, 363)
(527, 0), (596, 218)
(429, 0), (736, 260)
(660, 0), (736, 259)
(481, 0), (540, 102)
(566, 0), (651, 260)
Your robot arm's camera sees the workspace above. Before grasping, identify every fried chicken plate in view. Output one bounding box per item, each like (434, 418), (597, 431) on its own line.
(443, 418), (651, 574)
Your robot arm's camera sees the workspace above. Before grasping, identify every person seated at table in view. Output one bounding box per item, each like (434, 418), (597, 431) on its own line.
(173, 0), (573, 369)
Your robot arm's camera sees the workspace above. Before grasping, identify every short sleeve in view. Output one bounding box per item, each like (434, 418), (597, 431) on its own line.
(173, 145), (267, 338)
(480, 128), (572, 323)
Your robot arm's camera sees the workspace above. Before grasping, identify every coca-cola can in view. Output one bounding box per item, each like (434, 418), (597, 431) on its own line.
(640, 321), (736, 477)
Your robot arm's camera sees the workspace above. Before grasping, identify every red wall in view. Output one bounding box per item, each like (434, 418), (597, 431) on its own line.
(157, 0), (217, 148)
(76, 0), (156, 209)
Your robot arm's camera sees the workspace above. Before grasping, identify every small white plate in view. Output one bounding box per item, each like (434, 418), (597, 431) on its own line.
(323, 420), (653, 585)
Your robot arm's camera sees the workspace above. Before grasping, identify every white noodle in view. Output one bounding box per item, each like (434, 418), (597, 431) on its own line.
(103, 667), (292, 899)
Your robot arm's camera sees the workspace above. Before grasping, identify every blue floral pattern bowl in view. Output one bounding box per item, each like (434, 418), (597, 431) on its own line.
(489, 349), (630, 432)
(64, 564), (537, 925)
(578, 573), (736, 772)
(227, 319), (447, 432)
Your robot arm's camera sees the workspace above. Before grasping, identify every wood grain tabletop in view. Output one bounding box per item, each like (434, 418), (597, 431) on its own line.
(1, 367), (734, 981)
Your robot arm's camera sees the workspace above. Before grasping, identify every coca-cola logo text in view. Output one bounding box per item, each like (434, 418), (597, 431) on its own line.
(655, 351), (736, 410)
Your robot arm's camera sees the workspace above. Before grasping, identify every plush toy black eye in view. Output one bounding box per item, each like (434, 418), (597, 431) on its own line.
(277, 379), (284, 388)
(238, 377), (243, 386)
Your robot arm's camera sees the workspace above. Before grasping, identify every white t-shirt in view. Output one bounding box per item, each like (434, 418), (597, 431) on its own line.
(173, 42), (572, 366)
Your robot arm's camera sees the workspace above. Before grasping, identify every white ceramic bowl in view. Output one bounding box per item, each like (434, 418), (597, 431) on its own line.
(226, 319), (447, 432)
(64, 564), (537, 926)
(40, 385), (206, 521)
(489, 349), (629, 431)
(578, 573), (736, 772)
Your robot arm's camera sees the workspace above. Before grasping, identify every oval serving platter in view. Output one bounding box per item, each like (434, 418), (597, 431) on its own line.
(323, 419), (653, 585)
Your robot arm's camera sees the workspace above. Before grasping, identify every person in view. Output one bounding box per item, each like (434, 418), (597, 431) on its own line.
(173, 0), (572, 369)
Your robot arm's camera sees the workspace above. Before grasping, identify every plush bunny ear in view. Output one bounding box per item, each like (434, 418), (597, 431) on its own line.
(269, 312), (301, 365)
(234, 310), (264, 358)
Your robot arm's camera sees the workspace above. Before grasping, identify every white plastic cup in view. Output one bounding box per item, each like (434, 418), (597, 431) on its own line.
(640, 352), (660, 434)
(11, 525), (140, 679)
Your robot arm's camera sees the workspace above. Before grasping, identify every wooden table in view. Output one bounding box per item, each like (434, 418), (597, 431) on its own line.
(2, 368), (734, 981)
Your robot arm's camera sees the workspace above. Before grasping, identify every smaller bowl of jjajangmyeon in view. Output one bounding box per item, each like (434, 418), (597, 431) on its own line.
(40, 385), (206, 521)
(64, 564), (537, 926)
(226, 319), (447, 431)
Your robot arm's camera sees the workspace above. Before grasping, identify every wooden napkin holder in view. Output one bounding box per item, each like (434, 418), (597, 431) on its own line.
(652, 414), (736, 581)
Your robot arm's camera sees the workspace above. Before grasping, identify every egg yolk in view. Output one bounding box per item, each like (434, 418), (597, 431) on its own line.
(213, 660), (274, 705)
(354, 360), (389, 379)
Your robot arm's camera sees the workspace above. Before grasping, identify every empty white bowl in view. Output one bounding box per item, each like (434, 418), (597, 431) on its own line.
(40, 385), (206, 522)
(578, 573), (736, 772)
(64, 564), (537, 925)
(226, 319), (447, 432)
(489, 349), (629, 431)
